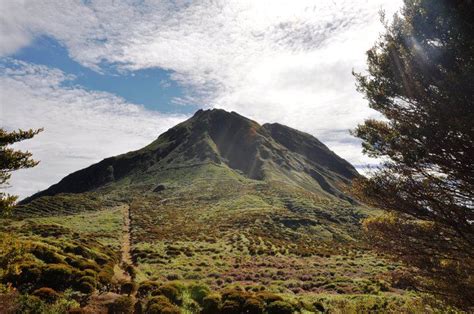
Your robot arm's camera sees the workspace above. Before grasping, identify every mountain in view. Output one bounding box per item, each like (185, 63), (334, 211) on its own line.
(23, 109), (358, 204)
(1, 109), (430, 313)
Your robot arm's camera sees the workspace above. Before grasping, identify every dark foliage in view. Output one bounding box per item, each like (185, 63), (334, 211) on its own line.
(202, 294), (221, 314)
(0, 128), (42, 212)
(266, 300), (294, 314)
(109, 296), (134, 314)
(353, 0), (474, 308)
(32, 287), (60, 303)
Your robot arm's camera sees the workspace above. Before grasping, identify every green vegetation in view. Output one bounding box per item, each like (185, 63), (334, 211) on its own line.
(0, 109), (464, 312)
(0, 127), (42, 213)
(352, 0), (474, 308)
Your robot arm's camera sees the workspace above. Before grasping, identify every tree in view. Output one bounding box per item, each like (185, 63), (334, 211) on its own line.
(0, 128), (43, 213)
(352, 0), (473, 308)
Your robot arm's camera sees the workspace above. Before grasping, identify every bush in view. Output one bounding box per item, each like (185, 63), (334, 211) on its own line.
(76, 281), (95, 294)
(146, 296), (180, 314)
(64, 245), (91, 259)
(83, 269), (97, 278)
(243, 298), (265, 314)
(221, 288), (250, 306)
(256, 292), (283, 304)
(189, 283), (210, 304)
(184, 299), (200, 313)
(313, 302), (325, 312)
(134, 300), (143, 314)
(68, 258), (100, 272)
(120, 282), (137, 296)
(147, 303), (180, 314)
(14, 295), (46, 313)
(79, 276), (97, 287)
(202, 294), (221, 314)
(125, 264), (136, 279)
(95, 256), (108, 265)
(3, 262), (41, 290)
(109, 296), (134, 314)
(30, 245), (63, 264)
(40, 264), (75, 290)
(221, 300), (241, 314)
(267, 301), (294, 314)
(137, 281), (160, 298)
(154, 284), (181, 305)
(147, 295), (170, 307)
(32, 287), (60, 303)
(97, 265), (115, 285)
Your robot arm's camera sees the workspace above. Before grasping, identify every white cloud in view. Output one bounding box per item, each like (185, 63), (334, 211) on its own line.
(0, 0), (404, 195)
(0, 59), (187, 198)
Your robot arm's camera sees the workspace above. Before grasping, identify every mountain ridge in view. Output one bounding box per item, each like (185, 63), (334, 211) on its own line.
(23, 108), (359, 204)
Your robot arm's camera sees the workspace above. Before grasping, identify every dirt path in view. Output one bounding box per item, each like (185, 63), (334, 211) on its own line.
(113, 204), (132, 283)
(121, 204), (133, 267)
(83, 204), (135, 312)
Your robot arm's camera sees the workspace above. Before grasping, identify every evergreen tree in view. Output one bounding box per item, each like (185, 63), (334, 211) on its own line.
(353, 0), (473, 307)
(0, 128), (43, 213)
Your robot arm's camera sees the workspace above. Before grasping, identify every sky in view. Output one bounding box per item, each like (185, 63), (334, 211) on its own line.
(0, 0), (403, 199)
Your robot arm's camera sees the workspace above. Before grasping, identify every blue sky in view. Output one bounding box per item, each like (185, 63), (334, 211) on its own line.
(11, 35), (194, 114)
(0, 0), (402, 198)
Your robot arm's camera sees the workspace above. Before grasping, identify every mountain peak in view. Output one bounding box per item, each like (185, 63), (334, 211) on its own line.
(23, 109), (359, 203)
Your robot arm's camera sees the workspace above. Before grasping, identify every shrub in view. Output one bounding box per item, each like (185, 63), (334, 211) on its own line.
(147, 296), (180, 314)
(32, 287), (60, 303)
(95, 256), (108, 265)
(267, 301), (294, 314)
(221, 288), (250, 306)
(83, 269), (97, 278)
(76, 281), (95, 294)
(243, 298), (265, 314)
(97, 265), (114, 285)
(64, 245), (91, 258)
(154, 284), (181, 305)
(137, 281), (160, 298)
(189, 283), (210, 304)
(166, 274), (180, 280)
(121, 282), (137, 296)
(147, 295), (170, 308)
(3, 262), (41, 290)
(65, 255), (101, 272)
(40, 264), (75, 290)
(202, 294), (221, 314)
(79, 276), (97, 287)
(14, 295), (46, 313)
(78, 259), (101, 272)
(184, 299), (200, 313)
(221, 300), (241, 314)
(125, 264), (136, 279)
(147, 303), (180, 314)
(313, 302), (325, 312)
(109, 296), (134, 314)
(30, 245), (63, 264)
(255, 292), (282, 304)
(134, 300), (143, 314)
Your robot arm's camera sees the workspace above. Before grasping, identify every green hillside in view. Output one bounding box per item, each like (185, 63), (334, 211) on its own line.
(1, 110), (453, 313)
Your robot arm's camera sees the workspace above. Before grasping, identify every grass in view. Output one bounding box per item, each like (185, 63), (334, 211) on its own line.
(0, 164), (460, 312)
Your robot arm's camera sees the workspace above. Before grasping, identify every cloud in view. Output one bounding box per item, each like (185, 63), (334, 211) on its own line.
(0, 0), (404, 195)
(0, 59), (187, 198)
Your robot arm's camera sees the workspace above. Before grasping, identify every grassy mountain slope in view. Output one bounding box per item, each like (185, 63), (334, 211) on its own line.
(1, 110), (451, 313)
(22, 109), (358, 203)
